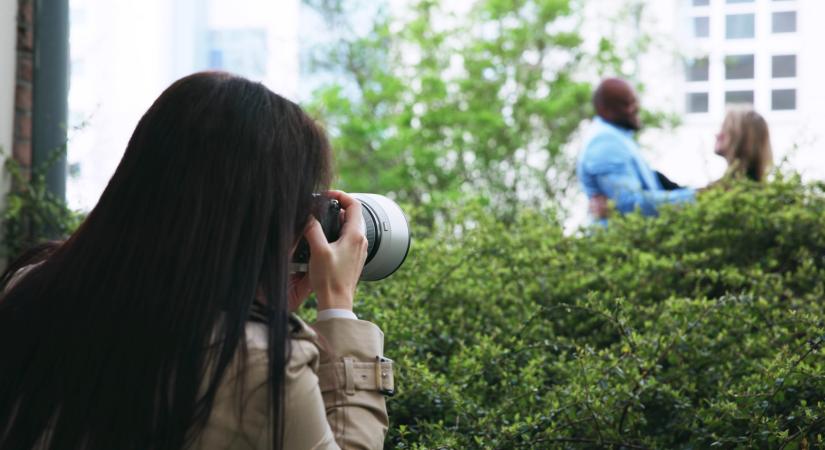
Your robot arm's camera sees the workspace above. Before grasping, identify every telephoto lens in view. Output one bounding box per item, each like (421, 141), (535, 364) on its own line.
(352, 193), (411, 281)
(291, 193), (411, 281)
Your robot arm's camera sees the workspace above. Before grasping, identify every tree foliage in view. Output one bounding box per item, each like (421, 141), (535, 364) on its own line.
(327, 177), (825, 449)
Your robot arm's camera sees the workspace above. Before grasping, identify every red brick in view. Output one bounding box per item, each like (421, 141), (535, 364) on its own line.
(18, 0), (33, 24)
(16, 55), (32, 81)
(15, 114), (31, 140)
(13, 140), (32, 168)
(17, 0), (34, 53)
(11, 0), (35, 177)
(17, 25), (33, 52)
(15, 83), (32, 111)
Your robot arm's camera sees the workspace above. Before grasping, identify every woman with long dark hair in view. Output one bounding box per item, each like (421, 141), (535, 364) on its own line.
(0, 72), (392, 450)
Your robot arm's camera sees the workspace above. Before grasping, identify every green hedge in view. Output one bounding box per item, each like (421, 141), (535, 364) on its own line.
(352, 176), (825, 449)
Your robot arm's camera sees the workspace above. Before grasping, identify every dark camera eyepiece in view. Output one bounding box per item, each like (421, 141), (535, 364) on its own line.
(290, 194), (410, 281)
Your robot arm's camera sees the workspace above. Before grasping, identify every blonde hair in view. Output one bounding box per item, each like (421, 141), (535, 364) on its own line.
(720, 108), (774, 182)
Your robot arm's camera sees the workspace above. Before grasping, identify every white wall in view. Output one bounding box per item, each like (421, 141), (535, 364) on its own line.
(67, 0), (300, 211)
(0, 0), (17, 205)
(68, 0), (179, 209)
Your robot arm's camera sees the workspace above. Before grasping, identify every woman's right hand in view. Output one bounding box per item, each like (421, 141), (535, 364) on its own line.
(303, 191), (369, 311)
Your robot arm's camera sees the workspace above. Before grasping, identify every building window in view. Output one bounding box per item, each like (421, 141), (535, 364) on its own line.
(694, 17), (710, 38)
(686, 57), (710, 81)
(208, 50), (223, 69)
(693, 0), (709, 5)
(772, 89), (796, 110)
(772, 11), (797, 33)
(726, 14), (755, 39)
(772, 54), (796, 78)
(687, 93), (709, 113)
(206, 29), (268, 79)
(725, 90), (754, 105)
(725, 54), (755, 79)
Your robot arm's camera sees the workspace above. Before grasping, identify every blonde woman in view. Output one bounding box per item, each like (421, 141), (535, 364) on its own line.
(713, 108), (774, 183)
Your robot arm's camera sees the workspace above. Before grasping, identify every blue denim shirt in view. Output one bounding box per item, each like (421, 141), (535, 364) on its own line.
(577, 117), (695, 217)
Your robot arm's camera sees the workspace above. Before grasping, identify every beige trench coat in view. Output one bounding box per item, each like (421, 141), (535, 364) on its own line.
(7, 266), (392, 449)
(191, 316), (394, 450)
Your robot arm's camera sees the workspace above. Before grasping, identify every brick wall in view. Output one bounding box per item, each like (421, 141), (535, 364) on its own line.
(13, 0), (33, 177)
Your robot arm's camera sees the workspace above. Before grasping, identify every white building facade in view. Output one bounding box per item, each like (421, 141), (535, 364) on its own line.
(637, 0), (825, 186)
(0, 0), (17, 204)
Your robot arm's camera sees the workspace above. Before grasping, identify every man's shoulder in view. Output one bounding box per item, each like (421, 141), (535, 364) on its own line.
(581, 128), (632, 162)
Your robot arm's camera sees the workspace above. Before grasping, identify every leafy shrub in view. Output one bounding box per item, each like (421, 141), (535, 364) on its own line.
(5, 142), (823, 448)
(349, 176), (825, 449)
(1, 147), (84, 261)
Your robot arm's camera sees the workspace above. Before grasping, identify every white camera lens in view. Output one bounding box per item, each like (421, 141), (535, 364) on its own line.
(353, 194), (411, 281)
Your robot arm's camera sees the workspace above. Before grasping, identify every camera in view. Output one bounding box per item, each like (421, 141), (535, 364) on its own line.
(291, 194), (411, 281)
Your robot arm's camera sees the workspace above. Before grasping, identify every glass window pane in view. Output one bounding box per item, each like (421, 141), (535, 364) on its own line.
(725, 54), (755, 79)
(694, 16), (710, 37)
(687, 93), (709, 113)
(725, 90), (754, 105)
(772, 11), (797, 33)
(772, 89), (796, 110)
(693, 17), (710, 37)
(693, 0), (710, 5)
(206, 29), (268, 79)
(772, 54), (796, 78)
(726, 14), (755, 39)
(686, 57), (710, 81)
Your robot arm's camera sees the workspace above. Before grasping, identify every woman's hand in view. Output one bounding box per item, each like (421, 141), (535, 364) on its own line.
(302, 191), (368, 311)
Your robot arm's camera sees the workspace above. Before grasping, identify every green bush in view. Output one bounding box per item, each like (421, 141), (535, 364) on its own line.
(350, 176), (825, 449)
(1, 147), (84, 261)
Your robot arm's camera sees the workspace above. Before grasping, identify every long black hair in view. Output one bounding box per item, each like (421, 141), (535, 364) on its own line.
(0, 72), (330, 450)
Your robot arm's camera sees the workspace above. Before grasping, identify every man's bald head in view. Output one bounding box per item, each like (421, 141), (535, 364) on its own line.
(592, 78), (641, 131)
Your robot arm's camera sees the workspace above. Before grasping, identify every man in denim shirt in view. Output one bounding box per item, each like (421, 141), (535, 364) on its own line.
(578, 78), (695, 221)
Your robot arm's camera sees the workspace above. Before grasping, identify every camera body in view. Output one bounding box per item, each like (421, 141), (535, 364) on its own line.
(291, 194), (410, 281)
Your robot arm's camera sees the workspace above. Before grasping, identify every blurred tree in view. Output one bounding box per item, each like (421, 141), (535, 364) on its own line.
(303, 0), (658, 222)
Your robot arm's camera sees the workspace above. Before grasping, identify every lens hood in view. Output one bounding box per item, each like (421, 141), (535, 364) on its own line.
(353, 194), (411, 281)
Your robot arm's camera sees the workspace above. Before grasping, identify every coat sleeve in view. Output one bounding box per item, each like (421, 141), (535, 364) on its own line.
(194, 318), (391, 450)
(597, 171), (695, 216)
(311, 318), (391, 450)
(278, 318), (392, 450)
